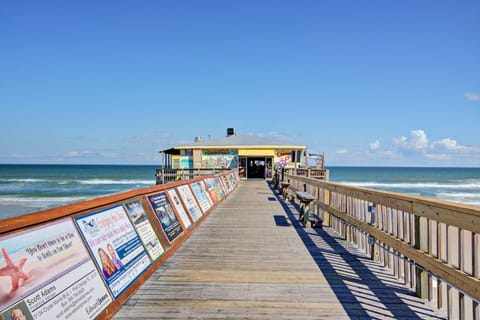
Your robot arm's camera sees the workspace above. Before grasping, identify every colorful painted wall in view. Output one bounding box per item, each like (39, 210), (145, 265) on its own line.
(201, 149), (238, 169)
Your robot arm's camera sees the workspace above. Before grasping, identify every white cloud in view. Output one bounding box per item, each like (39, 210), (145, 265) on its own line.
(328, 129), (479, 166)
(64, 151), (91, 158)
(393, 130), (471, 154)
(369, 140), (380, 151)
(380, 150), (396, 158)
(393, 129), (429, 152)
(431, 138), (470, 152)
(11, 153), (34, 159)
(126, 132), (173, 144)
(388, 129), (479, 164)
(465, 92), (480, 101)
(63, 150), (119, 159)
(424, 153), (450, 160)
(257, 131), (296, 142)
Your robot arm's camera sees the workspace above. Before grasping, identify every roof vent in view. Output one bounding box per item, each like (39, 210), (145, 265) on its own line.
(226, 128), (235, 137)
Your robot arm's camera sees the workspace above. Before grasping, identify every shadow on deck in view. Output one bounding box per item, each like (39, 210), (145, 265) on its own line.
(271, 183), (446, 319)
(113, 180), (446, 319)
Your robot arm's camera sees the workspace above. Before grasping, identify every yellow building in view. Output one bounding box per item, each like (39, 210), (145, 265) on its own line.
(160, 129), (306, 179)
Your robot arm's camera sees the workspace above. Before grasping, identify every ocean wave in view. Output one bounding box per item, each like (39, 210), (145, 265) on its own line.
(339, 181), (480, 190)
(78, 179), (155, 185)
(0, 178), (48, 183)
(436, 195), (480, 206)
(0, 178), (155, 185)
(437, 192), (480, 200)
(0, 195), (89, 207)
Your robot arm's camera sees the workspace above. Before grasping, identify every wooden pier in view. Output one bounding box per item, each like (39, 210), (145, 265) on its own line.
(113, 180), (446, 319)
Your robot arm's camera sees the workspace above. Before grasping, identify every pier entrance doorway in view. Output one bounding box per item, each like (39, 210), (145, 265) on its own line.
(243, 157), (273, 179)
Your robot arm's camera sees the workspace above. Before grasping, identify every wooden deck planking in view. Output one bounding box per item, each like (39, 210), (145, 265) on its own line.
(113, 180), (446, 319)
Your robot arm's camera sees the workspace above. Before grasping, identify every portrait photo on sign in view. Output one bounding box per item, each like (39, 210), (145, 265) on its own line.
(75, 205), (151, 298)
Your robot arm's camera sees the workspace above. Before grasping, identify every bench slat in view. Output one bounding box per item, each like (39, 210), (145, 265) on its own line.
(295, 191), (315, 201)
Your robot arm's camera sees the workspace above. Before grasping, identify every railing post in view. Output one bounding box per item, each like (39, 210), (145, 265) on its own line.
(325, 188), (331, 227)
(368, 203), (379, 261)
(414, 215), (429, 299)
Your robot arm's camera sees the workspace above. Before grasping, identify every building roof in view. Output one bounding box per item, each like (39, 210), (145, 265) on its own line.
(159, 135), (306, 152)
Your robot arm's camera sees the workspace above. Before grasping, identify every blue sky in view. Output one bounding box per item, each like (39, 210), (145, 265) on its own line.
(1, 1), (479, 166)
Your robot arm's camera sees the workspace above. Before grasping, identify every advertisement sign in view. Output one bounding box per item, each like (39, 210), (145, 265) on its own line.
(231, 171), (239, 185)
(124, 200), (164, 261)
(75, 206), (151, 298)
(0, 219), (111, 320)
(189, 181), (212, 213)
(167, 189), (192, 229)
(227, 173), (236, 190)
(221, 175), (232, 193)
(205, 178), (224, 203)
(275, 149), (291, 168)
(213, 177), (226, 199)
(203, 178), (219, 204)
(147, 193), (183, 243)
(201, 181), (214, 205)
(176, 185), (203, 222)
(216, 176), (228, 197)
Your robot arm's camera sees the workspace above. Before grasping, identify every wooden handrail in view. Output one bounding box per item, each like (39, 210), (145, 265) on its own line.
(0, 176), (208, 234)
(0, 170), (240, 320)
(286, 174), (480, 233)
(327, 206), (480, 302)
(284, 173), (480, 318)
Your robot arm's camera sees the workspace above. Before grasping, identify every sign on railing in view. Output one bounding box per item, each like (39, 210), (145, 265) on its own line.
(0, 169), (240, 320)
(0, 219), (112, 320)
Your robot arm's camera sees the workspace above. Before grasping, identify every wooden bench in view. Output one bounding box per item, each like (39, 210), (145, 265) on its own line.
(280, 182), (297, 202)
(295, 191), (322, 228)
(287, 186), (297, 202)
(280, 182), (290, 200)
(307, 212), (323, 228)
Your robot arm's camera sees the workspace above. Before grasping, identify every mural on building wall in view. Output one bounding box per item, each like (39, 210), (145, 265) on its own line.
(201, 149), (238, 168)
(181, 150), (193, 168)
(275, 149), (291, 168)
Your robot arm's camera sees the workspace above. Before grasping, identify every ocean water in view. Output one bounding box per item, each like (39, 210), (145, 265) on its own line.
(0, 164), (158, 220)
(1, 165), (479, 220)
(328, 166), (480, 207)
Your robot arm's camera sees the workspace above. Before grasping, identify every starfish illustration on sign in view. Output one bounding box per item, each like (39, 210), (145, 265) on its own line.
(0, 248), (29, 292)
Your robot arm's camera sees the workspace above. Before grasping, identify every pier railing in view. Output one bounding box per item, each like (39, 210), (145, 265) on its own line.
(0, 170), (239, 320)
(283, 173), (480, 319)
(156, 168), (232, 184)
(282, 167), (329, 180)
